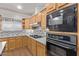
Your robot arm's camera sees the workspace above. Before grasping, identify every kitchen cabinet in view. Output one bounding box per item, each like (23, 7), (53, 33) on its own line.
(27, 37), (32, 51)
(15, 37), (19, 48)
(16, 37), (23, 48)
(56, 3), (67, 8)
(3, 36), (24, 52)
(36, 13), (42, 23)
(22, 36), (28, 47)
(29, 16), (36, 29)
(30, 16), (36, 24)
(1, 36), (46, 56)
(41, 9), (47, 31)
(24, 18), (30, 29)
(46, 3), (56, 13)
(31, 39), (37, 56)
(26, 36), (46, 56)
(8, 38), (15, 51)
(32, 16), (36, 23)
(37, 42), (46, 56)
(56, 3), (74, 10)
(22, 18), (25, 29)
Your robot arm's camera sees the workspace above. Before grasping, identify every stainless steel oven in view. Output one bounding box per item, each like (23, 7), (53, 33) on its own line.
(46, 33), (77, 56)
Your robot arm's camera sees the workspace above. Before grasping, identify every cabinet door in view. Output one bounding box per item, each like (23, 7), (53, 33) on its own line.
(27, 37), (32, 50)
(41, 9), (47, 31)
(56, 3), (70, 9)
(37, 42), (46, 56)
(8, 38), (15, 51)
(15, 37), (23, 48)
(57, 3), (67, 8)
(32, 16), (36, 23)
(36, 13), (42, 23)
(29, 16), (36, 29)
(22, 19), (25, 29)
(19, 37), (23, 48)
(22, 36), (28, 47)
(25, 19), (30, 29)
(46, 3), (56, 13)
(31, 39), (37, 56)
(30, 16), (36, 24)
(15, 37), (19, 48)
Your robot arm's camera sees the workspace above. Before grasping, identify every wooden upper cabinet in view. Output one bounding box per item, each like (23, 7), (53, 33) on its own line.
(41, 9), (47, 31)
(46, 3), (56, 13)
(29, 16), (36, 29)
(31, 16), (36, 24)
(56, 3), (67, 8)
(25, 18), (30, 29)
(22, 18), (26, 29)
(56, 3), (73, 10)
(36, 13), (42, 23)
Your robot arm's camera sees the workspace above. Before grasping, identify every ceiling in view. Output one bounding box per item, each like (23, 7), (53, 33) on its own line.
(0, 3), (46, 19)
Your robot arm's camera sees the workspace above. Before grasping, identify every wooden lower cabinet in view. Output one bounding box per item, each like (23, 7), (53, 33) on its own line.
(8, 38), (16, 51)
(2, 36), (46, 56)
(3, 36), (27, 52)
(22, 36), (28, 47)
(15, 37), (23, 48)
(28, 37), (32, 51)
(37, 42), (46, 56)
(27, 37), (46, 56)
(31, 39), (37, 56)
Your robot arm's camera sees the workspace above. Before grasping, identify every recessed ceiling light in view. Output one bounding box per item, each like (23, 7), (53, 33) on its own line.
(17, 5), (22, 9)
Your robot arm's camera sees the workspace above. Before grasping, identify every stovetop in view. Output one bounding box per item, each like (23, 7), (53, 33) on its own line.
(30, 35), (43, 38)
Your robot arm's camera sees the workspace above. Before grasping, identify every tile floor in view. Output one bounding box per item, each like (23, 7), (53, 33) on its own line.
(2, 47), (32, 56)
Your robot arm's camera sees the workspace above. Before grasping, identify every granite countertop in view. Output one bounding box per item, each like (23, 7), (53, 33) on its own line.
(0, 30), (46, 45)
(26, 34), (46, 45)
(25, 30), (46, 45)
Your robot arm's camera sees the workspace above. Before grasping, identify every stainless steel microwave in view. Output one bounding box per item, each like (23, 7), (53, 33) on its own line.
(46, 4), (77, 32)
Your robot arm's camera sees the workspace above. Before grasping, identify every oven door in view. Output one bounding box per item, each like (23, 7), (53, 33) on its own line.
(47, 42), (76, 56)
(47, 42), (66, 56)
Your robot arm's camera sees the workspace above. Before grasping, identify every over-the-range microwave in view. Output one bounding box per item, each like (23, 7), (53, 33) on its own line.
(46, 4), (77, 32)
